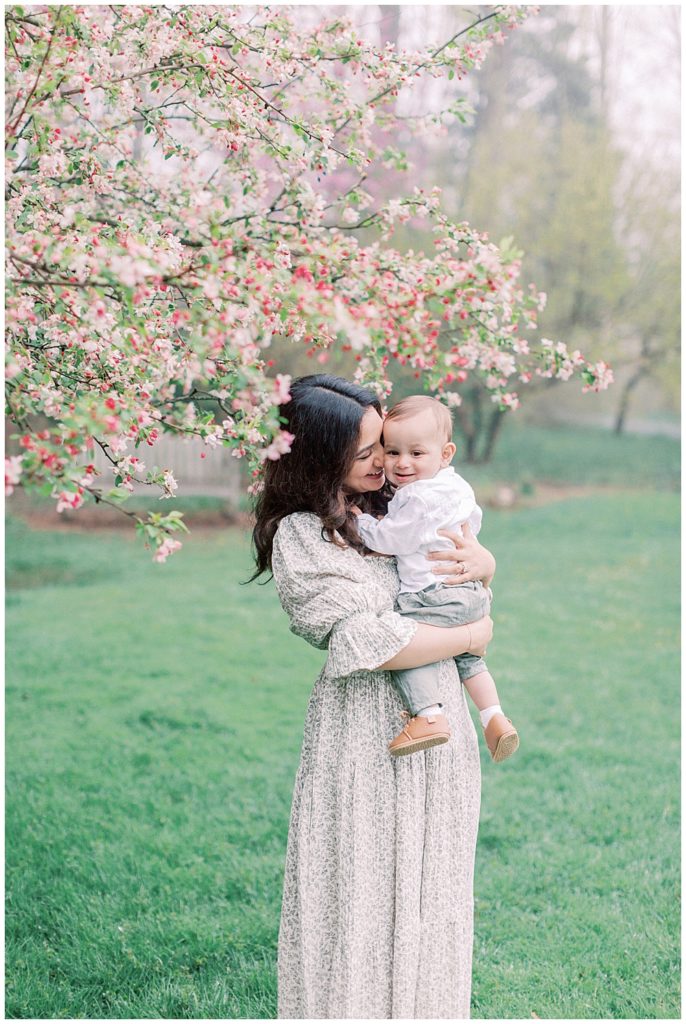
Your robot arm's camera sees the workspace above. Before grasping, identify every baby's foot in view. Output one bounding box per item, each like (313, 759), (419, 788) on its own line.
(388, 710), (451, 757)
(483, 713), (519, 763)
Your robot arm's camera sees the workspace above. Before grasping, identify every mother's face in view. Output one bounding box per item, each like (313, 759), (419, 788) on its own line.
(342, 407), (385, 495)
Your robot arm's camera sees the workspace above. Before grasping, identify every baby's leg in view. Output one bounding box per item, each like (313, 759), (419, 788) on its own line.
(395, 585), (490, 715)
(388, 665), (451, 756)
(458, 659), (518, 763)
(458, 657), (504, 725)
(461, 668), (500, 713)
(392, 663), (443, 718)
(393, 586), (518, 760)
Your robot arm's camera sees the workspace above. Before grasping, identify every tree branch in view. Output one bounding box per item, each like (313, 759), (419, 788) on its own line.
(8, 5), (63, 135)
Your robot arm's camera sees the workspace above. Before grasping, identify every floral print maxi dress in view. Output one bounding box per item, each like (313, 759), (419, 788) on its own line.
(271, 512), (481, 1020)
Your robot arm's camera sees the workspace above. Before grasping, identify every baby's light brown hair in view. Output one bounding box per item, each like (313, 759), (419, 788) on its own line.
(384, 394), (453, 443)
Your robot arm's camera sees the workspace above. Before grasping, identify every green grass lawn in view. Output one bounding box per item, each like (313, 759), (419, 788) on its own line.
(462, 420), (680, 493)
(5, 475), (680, 1017)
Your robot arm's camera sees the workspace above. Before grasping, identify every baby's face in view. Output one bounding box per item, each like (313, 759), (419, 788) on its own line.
(382, 409), (456, 487)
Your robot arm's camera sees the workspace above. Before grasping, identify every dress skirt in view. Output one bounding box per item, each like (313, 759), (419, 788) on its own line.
(271, 513), (481, 1019)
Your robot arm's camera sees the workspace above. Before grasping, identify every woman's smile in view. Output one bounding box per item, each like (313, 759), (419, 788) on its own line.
(342, 407), (386, 493)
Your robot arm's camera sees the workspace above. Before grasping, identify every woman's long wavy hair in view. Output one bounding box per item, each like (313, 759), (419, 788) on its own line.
(250, 374), (391, 581)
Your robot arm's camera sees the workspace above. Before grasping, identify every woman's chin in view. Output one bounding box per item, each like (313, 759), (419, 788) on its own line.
(364, 471), (385, 490)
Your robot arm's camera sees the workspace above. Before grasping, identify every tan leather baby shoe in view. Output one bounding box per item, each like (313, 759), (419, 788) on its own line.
(388, 711), (451, 757)
(483, 713), (519, 763)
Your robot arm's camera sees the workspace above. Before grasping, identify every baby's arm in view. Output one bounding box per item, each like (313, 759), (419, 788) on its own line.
(356, 492), (428, 556)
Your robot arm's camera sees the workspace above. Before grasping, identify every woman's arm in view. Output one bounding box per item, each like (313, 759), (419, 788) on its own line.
(426, 522), (496, 587)
(378, 614), (493, 671)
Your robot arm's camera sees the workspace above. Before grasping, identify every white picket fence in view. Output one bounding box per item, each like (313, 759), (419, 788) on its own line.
(90, 433), (243, 501)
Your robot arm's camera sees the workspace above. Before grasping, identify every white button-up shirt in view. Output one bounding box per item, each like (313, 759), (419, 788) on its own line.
(356, 466), (482, 593)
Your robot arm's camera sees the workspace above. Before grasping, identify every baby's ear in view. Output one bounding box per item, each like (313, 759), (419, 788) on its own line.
(443, 441), (457, 464)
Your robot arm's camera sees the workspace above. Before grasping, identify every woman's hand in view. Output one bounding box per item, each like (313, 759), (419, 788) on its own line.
(426, 522), (496, 586)
(466, 614), (493, 657)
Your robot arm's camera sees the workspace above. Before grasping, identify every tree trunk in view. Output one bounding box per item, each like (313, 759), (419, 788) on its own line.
(614, 331), (660, 434)
(480, 406), (507, 463)
(377, 4), (401, 49)
(613, 365), (643, 434)
(597, 5), (612, 119)
(453, 401), (478, 463)
(454, 386), (498, 463)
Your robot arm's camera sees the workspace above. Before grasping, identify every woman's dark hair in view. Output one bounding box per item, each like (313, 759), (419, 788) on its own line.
(250, 374), (390, 580)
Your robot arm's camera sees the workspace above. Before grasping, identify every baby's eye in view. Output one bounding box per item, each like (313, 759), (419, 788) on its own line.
(412, 451), (424, 457)
(385, 449), (398, 456)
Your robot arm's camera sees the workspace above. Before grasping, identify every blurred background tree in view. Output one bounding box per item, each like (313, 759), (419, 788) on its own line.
(458, 4), (677, 450)
(331, 3), (680, 462)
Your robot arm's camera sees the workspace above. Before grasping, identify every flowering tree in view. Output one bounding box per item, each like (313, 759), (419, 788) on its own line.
(5, 4), (612, 559)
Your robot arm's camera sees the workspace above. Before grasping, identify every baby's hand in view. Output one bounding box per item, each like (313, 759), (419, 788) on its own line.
(350, 504), (384, 521)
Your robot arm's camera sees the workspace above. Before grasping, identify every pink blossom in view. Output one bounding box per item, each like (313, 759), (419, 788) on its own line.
(275, 243), (292, 269)
(78, 468), (97, 487)
(136, 410), (156, 428)
(5, 454), (24, 496)
(55, 488), (85, 513)
(203, 428), (224, 448)
(3, 3), (605, 552)
(499, 392), (520, 410)
(583, 361), (615, 393)
(153, 537), (182, 563)
(38, 150), (67, 177)
(273, 373), (292, 404)
(261, 430), (295, 461)
(160, 469), (178, 497)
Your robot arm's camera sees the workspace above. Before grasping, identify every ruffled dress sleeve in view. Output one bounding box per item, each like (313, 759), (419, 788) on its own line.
(271, 512), (417, 680)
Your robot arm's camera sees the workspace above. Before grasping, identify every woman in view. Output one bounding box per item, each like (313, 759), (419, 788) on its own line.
(251, 375), (495, 1019)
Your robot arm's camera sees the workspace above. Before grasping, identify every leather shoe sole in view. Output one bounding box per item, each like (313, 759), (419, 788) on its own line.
(389, 732), (450, 757)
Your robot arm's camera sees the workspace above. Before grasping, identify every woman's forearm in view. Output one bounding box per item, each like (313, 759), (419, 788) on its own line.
(378, 622), (473, 671)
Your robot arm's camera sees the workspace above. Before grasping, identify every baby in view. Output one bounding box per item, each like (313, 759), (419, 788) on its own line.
(356, 395), (519, 762)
